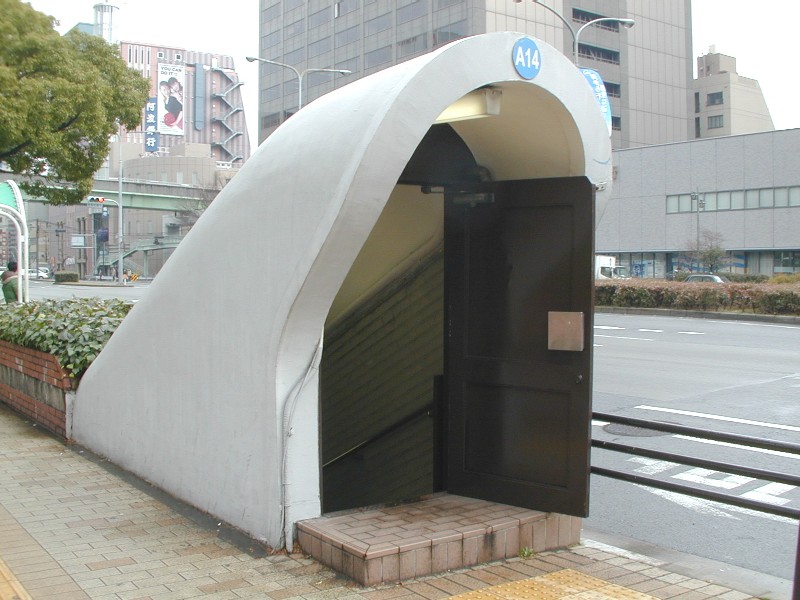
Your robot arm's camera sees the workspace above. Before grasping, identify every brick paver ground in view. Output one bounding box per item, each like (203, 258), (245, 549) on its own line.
(0, 404), (771, 600)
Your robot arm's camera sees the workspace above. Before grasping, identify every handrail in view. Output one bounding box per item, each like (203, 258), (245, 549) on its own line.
(322, 404), (433, 469)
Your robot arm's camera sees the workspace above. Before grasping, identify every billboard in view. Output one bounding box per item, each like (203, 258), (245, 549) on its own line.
(144, 96), (160, 152)
(157, 63), (185, 136)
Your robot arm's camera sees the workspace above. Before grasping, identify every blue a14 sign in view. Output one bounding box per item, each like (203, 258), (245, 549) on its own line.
(512, 37), (542, 80)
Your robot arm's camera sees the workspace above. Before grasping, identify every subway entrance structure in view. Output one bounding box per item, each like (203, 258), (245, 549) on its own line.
(72, 32), (612, 572)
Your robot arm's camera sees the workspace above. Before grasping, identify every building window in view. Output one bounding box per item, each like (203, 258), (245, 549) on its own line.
(264, 3), (280, 20)
(309, 37), (331, 58)
(398, 0), (428, 25)
(398, 33), (428, 57)
(708, 114), (723, 129)
(707, 91), (723, 106)
(611, 116), (621, 131)
(759, 188), (774, 208)
(577, 44), (620, 64)
(335, 25), (360, 47)
(436, 0), (462, 7)
(572, 8), (621, 32)
(434, 20), (467, 45)
(365, 46), (392, 69)
(366, 13), (392, 35)
(309, 7), (331, 29)
(284, 19), (305, 39)
(604, 82), (620, 97)
(265, 84), (281, 102)
(284, 48), (304, 64)
(694, 92), (700, 113)
(263, 30), (280, 49)
(694, 117), (701, 138)
(335, 0), (359, 17)
(774, 251), (800, 273)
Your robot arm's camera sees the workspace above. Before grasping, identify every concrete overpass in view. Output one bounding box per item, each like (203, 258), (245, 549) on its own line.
(9, 173), (217, 212)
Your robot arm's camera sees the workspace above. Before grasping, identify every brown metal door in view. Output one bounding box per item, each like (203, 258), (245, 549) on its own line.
(444, 177), (594, 517)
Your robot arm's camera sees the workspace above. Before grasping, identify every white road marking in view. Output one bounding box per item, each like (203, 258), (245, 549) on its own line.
(740, 482), (793, 506)
(594, 325), (625, 330)
(672, 468), (754, 489)
(677, 331), (704, 335)
(595, 334), (654, 341)
(636, 486), (795, 524)
(629, 457), (678, 475)
(634, 405), (800, 433)
(638, 328), (663, 332)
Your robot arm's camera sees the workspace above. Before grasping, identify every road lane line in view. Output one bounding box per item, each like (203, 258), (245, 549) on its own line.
(634, 405), (800, 433)
(594, 334), (654, 341)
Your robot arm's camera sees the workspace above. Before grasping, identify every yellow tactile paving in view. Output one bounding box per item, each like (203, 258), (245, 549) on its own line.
(450, 569), (657, 600)
(0, 557), (31, 600)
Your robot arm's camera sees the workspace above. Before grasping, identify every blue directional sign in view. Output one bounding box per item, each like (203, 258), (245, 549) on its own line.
(512, 37), (542, 80)
(581, 68), (612, 135)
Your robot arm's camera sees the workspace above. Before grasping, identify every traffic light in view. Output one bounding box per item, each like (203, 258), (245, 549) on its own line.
(88, 196), (106, 203)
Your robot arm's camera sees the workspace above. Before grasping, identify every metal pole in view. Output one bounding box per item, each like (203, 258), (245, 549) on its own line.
(245, 57), (351, 113)
(530, 0), (576, 61)
(574, 17), (635, 67)
(117, 125), (124, 285)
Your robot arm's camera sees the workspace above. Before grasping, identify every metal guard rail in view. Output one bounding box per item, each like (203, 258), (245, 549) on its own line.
(592, 411), (800, 519)
(592, 411), (799, 600)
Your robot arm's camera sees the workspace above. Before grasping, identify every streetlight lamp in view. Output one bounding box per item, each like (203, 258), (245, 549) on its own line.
(245, 56), (352, 111)
(513, 0), (634, 66)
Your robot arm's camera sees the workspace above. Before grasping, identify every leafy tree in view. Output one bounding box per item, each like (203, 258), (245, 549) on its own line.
(0, 0), (150, 204)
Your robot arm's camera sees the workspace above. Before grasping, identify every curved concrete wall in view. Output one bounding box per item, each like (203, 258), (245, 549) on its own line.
(72, 32), (612, 548)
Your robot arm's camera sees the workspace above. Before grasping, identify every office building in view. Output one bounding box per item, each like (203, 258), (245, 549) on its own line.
(254, 0), (693, 148)
(693, 47), (774, 138)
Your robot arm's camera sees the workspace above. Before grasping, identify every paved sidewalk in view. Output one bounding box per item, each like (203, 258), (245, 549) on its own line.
(0, 404), (790, 600)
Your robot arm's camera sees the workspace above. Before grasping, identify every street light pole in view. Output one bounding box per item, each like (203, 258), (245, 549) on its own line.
(691, 191), (705, 272)
(516, 1), (634, 66)
(245, 56), (352, 111)
(117, 122), (124, 285)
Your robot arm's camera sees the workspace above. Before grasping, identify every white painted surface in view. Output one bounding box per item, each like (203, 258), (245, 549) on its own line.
(72, 32), (612, 547)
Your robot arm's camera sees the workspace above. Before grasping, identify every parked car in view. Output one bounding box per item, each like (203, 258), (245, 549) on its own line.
(684, 273), (730, 283)
(21, 266), (51, 279)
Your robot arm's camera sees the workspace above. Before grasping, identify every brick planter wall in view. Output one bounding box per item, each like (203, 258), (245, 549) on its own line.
(0, 340), (76, 438)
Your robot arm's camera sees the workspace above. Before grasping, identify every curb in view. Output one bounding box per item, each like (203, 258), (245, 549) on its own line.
(596, 306), (800, 325)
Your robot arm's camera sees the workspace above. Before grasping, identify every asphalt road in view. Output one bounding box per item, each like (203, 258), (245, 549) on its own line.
(588, 312), (800, 580)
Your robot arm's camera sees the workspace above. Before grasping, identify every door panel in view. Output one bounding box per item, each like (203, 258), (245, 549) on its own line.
(444, 177), (594, 517)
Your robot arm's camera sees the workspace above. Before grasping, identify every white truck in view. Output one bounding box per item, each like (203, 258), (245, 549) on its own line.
(595, 255), (630, 279)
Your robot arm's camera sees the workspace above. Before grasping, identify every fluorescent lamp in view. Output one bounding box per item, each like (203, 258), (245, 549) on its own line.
(435, 89), (502, 124)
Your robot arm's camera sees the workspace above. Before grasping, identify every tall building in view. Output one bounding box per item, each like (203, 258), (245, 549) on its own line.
(254, 0), (693, 149)
(120, 41), (251, 166)
(17, 2), (252, 279)
(693, 47), (774, 138)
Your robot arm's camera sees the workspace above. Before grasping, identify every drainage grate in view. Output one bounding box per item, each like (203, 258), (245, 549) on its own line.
(602, 423), (669, 437)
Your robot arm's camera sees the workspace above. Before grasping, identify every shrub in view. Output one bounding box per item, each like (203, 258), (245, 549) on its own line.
(769, 273), (800, 284)
(0, 298), (133, 378)
(54, 271), (79, 283)
(595, 279), (800, 316)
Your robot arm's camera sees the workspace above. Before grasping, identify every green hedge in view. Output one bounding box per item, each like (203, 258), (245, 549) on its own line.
(596, 280), (800, 315)
(0, 298), (133, 378)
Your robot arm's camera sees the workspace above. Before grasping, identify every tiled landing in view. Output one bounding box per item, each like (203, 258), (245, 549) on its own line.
(296, 493), (581, 586)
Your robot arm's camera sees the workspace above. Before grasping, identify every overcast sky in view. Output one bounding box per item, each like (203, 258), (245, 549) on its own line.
(25, 0), (800, 141)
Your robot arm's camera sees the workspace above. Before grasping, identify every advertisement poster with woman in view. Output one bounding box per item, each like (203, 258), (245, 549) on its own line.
(157, 63), (185, 136)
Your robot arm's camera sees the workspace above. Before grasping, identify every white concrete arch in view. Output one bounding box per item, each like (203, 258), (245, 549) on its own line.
(72, 32), (611, 548)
